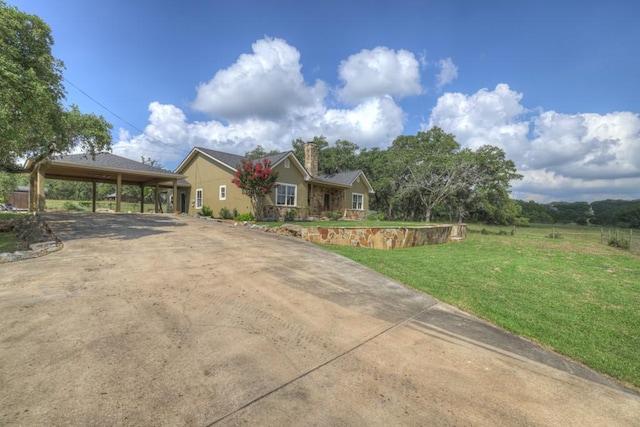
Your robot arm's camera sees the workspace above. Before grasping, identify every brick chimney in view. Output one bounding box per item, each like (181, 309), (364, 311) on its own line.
(304, 142), (318, 177)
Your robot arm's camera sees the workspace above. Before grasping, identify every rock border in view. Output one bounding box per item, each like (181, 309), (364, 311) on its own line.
(0, 215), (63, 263)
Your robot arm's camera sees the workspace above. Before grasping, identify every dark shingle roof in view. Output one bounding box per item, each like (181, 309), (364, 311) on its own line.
(196, 147), (290, 169)
(263, 152), (289, 166)
(315, 170), (362, 186)
(54, 152), (174, 174)
(196, 148), (245, 169)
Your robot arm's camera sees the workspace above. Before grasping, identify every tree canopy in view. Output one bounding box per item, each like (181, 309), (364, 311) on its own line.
(0, 1), (112, 172)
(292, 128), (524, 224)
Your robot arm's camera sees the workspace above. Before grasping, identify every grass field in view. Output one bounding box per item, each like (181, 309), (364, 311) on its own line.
(324, 222), (640, 390)
(44, 199), (149, 213)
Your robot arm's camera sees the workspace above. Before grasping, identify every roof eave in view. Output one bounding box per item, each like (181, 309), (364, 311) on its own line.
(50, 160), (185, 180)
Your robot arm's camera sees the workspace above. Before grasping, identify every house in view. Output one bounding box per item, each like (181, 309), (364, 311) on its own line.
(174, 142), (374, 220)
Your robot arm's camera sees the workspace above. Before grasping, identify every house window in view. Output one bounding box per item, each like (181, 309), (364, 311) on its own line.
(352, 193), (363, 210)
(219, 185), (226, 200)
(284, 158), (290, 168)
(195, 188), (203, 209)
(276, 183), (296, 206)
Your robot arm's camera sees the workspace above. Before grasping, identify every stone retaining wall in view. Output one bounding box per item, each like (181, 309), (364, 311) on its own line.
(300, 224), (466, 249)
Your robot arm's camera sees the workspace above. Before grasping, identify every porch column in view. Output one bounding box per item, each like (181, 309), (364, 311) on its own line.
(172, 179), (178, 213)
(140, 185), (145, 213)
(92, 181), (97, 212)
(116, 173), (122, 213)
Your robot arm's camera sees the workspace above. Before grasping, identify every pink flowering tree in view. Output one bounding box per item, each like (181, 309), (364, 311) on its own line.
(231, 158), (278, 221)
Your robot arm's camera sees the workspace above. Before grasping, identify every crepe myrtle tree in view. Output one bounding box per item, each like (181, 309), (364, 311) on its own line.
(231, 158), (278, 221)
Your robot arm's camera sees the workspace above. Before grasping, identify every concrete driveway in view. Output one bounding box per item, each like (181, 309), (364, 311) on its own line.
(1, 213), (638, 426)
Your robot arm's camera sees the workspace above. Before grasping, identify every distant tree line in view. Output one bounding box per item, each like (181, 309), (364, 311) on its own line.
(517, 199), (640, 228)
(281, 127), (524, 225)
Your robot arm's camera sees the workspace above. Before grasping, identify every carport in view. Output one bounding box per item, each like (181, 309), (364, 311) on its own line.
(26, 152), (188, 213)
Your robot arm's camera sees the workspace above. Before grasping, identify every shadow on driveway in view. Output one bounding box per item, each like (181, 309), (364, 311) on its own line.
(41, 212), (186, 242)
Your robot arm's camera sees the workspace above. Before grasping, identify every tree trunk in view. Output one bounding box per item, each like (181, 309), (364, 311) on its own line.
(425, 207), (432, 223)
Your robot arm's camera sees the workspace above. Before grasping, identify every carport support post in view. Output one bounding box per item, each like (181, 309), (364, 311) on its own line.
(154, 184), (160, 213)
(140, 185), (145, 213)
(172, 180), (178, 213)
(27, 164), (45, 212)
(116, 173), (122, 213)
(29, 166), (38, 213)
(92, 181), (97, 212)
(29, 165), (40, 212)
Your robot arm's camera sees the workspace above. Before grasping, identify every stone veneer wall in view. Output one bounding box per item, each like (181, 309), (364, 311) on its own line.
(300, 224), (466, 249)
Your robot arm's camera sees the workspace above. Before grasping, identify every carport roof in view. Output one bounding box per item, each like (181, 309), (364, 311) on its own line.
(37, 152), (188, 187)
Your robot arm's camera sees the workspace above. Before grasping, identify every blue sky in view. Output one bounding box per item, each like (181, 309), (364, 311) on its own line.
(10, 0), (640, 202)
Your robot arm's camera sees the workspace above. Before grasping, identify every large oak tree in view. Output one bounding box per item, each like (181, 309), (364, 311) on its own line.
(0, 1), (112, 172)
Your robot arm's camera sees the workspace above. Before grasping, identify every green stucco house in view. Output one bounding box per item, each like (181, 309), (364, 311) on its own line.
(174, 143), (374, 220)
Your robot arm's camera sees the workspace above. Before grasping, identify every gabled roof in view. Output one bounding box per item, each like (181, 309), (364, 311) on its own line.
(175, 146), (373, 192)
(270, 152), (310, 179)
(175, 147), (310, 179)
(314, 170), (375, 193)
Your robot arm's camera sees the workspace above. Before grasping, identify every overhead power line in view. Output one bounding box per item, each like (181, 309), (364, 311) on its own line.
(63, 77), (184, 155)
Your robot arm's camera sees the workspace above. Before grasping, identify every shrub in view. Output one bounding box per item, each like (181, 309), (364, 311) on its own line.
(63, 201), (83, 211)
(219, 207), (233, 219)
(284, 208), (297, 222)
(366, 211), (385, 221)
(232, 208), (239, 218)
(234, 212), (255, 222)
(547, 231), (562, 239)
(322, 210), (343, 220)
(608, 236), (630, 250)
(201, 205), (213, 217)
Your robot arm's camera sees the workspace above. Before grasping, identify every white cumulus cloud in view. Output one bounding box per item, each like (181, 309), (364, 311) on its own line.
(427, 84), (640, 202)
(337, 46), (422, 104)
(435, 57), (458, 88)
(113, 38), (413, 168)
(428, 83), (530, 163)
(191, 37), (326, 121)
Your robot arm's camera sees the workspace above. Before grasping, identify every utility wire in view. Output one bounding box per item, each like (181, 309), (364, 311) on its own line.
(63, 77), (183, 155)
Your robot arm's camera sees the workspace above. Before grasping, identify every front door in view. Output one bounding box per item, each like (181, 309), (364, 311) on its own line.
(180, 193), (187, 213)
(323, 194), (330, 211)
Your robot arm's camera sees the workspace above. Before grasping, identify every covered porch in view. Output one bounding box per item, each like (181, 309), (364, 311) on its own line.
(307, 182), (349, 217)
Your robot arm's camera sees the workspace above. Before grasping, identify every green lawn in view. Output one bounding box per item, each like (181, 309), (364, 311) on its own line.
(0, 231), (18, 252)
(261, 220), (428, 228)
(0, 213), (20, 252)
(323, 223), (640, 390)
